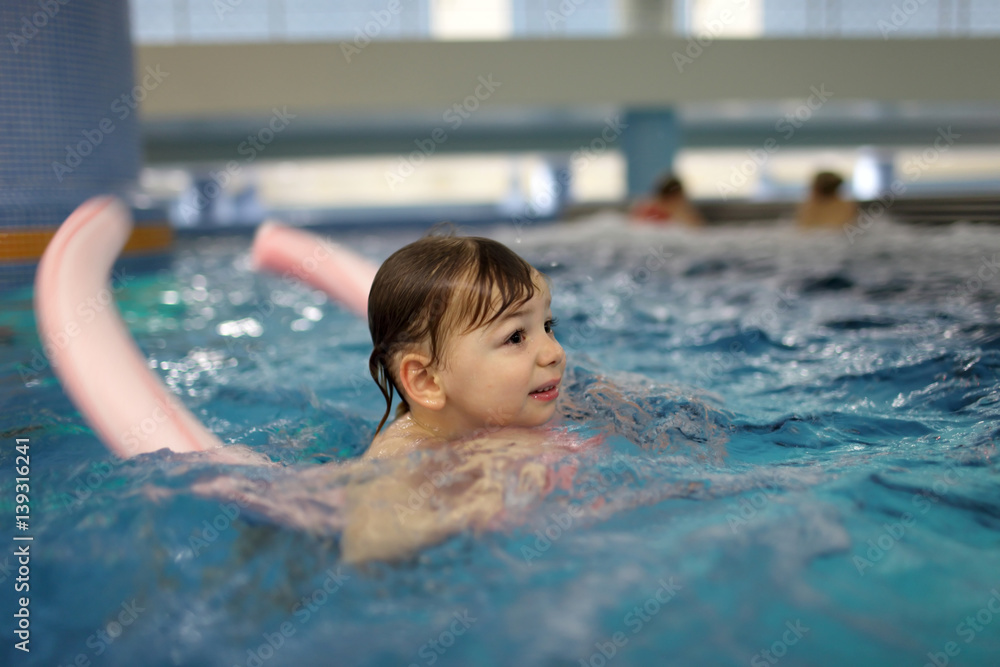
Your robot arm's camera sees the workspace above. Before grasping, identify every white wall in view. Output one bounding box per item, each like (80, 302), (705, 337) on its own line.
(135, 37), (1000, 119)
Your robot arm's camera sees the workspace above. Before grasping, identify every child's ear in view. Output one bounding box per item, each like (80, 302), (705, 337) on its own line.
(397, 352), (445, 411)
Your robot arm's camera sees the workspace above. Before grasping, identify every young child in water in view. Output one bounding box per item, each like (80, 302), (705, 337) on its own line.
(196, 232), (582, 563)
(363, 234), (566, 459)
(299, 231), (712, 562)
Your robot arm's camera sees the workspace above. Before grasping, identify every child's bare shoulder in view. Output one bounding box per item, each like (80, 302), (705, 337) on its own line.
(365, 415), (441, 460)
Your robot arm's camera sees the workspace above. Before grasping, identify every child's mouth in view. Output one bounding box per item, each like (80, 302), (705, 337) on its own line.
(529, 381), (560, 401)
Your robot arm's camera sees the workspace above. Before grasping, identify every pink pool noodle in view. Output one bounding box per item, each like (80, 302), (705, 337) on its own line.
(34, 201), (378, 459)
(34, 196), (220, 457)
(250, 221), (377, 319)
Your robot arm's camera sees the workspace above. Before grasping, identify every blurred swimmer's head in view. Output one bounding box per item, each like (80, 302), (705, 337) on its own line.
(811, 171), (845, 198)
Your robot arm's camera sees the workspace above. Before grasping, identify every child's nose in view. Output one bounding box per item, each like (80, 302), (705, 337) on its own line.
(540, 335), (565, 367)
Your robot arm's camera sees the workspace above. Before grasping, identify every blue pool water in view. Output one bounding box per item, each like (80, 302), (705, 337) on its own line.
(1, 215), (999, 666)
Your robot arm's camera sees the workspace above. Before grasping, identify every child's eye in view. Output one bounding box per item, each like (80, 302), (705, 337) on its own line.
(545, 317), (559, 334)
(505, 328), (526, 345)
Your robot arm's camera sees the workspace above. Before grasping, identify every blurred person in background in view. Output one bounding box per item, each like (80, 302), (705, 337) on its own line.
(796, 170), (858, 230)
(630, 173), (705, 228)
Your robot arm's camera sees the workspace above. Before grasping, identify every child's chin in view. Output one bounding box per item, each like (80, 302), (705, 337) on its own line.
(526, 412), (557, 428)
(500, 407), (558, 431)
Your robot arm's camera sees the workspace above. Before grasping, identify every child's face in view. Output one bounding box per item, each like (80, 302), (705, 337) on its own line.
(433, 274), (565, 436)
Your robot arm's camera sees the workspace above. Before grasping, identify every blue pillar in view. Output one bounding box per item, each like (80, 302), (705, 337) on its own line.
(621, 108), (680, 198)
(875, 149), (896, 194)
(1, 0), (140, 280)
(547, 154), (572, 213)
